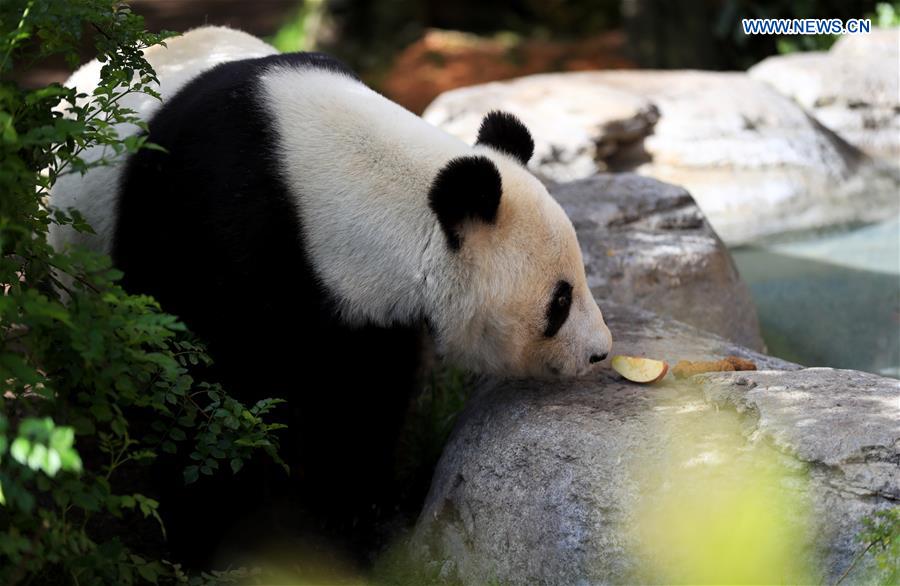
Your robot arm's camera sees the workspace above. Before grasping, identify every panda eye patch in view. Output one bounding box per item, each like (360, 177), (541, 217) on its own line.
(543, 280), (572, 338)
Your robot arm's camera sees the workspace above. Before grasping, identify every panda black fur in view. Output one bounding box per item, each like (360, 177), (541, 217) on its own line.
(50, 27), (613, 565)
(114, 52), (427, 563)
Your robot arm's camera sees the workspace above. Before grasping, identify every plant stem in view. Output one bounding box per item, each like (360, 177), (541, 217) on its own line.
(835, 540), (876, 585)
(0, 0), (33, 74)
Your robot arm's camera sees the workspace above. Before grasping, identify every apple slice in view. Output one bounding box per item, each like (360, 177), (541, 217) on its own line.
(611, 355), (669, 384)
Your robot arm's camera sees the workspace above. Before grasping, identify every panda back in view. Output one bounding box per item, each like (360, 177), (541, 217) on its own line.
(48, 27), (278, 256)
(113, 53), (360, 366)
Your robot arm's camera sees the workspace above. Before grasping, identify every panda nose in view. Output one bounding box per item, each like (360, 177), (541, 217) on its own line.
(589, 352), (607, 364)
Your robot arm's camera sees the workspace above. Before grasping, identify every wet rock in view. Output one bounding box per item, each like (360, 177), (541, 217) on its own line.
(551, 174), (763, 350)
(424, 70), (900, 244)
(749, 27), (900, 163)
(412, 303), (899, 584)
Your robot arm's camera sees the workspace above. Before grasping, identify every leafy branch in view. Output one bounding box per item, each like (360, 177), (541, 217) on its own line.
(0, 1), (287, 583)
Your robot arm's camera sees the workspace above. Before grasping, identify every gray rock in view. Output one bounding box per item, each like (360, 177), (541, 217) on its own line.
(423, 75), (659, 183)
(700, 368), (900, 581)
(424, 70), (900, 244)
(552, 174), (764, 350)
(700, 368), (900, 500)
(749, 28), (900, 162)
(595, 70), (899, 244)
(412, 303), (899, 585)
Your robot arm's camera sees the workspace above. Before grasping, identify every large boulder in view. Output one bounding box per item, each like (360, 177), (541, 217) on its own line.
(425, 74), (659, 182)
(411, 302), (899, 585)
(552, 174), (763, 350)
(424, 70), (900, 244)
(749, 28), (900, 163)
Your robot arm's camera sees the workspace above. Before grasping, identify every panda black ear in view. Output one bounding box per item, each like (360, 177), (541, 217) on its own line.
(475, 110), (534, 165)
(428, 155), (502, 251)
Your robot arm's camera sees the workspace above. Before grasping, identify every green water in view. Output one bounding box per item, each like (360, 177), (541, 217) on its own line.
(731, 217), (900, 378)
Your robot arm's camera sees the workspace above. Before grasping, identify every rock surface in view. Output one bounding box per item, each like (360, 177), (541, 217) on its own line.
(551, 174), (763, 350)
(412, 302), (899, 585)
(700, 368), (900, 501)
(749, 28), (900, 163)
(424, 70), (900, 244)
(424, 74), (658, 182)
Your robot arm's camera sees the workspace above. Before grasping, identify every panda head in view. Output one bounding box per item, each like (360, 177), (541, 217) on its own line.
(426, 111), (613, 378)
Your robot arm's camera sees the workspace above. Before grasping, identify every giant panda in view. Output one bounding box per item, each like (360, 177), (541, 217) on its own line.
(49, 27), (613, 564)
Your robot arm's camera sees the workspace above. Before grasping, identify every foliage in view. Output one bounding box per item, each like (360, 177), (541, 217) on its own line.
(0, 1), (285, 583)
(311, 0), (622, 77)
(698, 0), (882, 67)
(267, 0), (325, 53)
(860, 508), (900, 584)
(367, 366), (475, 585)
(308, 0), (888, 78)
(736, 0), (900, 56)
(839, 507), (900, 585)
(872, 2), (900, 26)
(774, 33), (837, 54)
(395, 366), (473, 508)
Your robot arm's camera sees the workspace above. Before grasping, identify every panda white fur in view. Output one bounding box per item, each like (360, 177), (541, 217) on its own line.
(49, 26), (612, 561)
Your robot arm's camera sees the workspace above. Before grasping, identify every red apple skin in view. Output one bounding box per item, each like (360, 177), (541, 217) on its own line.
(650, 362), (669, 383)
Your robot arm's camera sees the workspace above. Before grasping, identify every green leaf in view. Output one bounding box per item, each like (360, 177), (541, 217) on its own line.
(183, 465), (199, 485)
(137, 561), (159, 582)
(44, 449), (62, 476)
(90, 403), (113, 421)
(49, 427), (74, 451)
(57, 448), (82, 473)
(26, 443), (48, 473)
(9, 438), (30, 465)
(0, 111), (18, 144)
